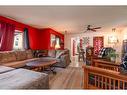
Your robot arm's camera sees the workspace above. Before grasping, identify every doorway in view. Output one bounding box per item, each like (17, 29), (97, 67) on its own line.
(70, 37), (84, 67)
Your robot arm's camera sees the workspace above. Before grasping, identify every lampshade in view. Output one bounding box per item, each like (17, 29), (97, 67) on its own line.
(55, 44), (60, 49)
(55, 39), (60, 49)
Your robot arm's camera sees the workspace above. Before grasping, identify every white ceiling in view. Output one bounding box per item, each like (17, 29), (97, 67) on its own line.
(0, 6), (127, 34)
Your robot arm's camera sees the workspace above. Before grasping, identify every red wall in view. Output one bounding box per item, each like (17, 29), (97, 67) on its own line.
(0, 16), (64, 50)
(39, 28), (64, 50)
(39, 29), (50, 49)
(0, 16), (41, 50)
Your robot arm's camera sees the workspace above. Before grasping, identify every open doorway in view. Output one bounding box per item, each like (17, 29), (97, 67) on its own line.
(71, 37), (80, 57)
(70, 36), (91, 66)
(70, 37), (87, 67)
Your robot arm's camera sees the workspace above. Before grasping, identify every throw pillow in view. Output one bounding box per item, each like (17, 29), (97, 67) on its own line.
(98, 48), (105, 58)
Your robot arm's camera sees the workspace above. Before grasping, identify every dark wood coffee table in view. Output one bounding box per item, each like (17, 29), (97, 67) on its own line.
(26, 59), (57, 74)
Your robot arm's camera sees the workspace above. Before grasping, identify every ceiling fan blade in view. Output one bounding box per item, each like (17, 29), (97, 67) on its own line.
(85, 25), (101, 32)
(90, 29), (96, 32)
(92, 27), (101, 29)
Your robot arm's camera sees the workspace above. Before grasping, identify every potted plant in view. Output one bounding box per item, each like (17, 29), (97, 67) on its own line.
(107, 50), (119, 62)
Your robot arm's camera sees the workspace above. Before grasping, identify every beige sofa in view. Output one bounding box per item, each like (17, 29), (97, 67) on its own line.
(0, 51), (49, 89)
(0, 50), (39, 68)
(0, 49), (71, 68)
(0, 49), (70, 89)
(33, 49), (71, 68)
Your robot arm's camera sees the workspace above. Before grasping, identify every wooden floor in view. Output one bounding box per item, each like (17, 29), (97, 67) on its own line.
(49, 56), (84, 89)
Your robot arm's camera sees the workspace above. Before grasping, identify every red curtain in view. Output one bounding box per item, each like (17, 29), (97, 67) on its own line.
(0, 21), (15, 51)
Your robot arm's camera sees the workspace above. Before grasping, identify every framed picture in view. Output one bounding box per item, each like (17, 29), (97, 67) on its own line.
(108, 36), (118, 44)
(82, 37), (90, 47)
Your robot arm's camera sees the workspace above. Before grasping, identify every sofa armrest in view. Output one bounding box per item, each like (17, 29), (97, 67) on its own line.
(59, 54), (67, 62)
(59, 54), (70, 67)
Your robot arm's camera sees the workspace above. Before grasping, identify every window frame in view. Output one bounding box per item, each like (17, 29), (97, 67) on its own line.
(13, 30), (24, 50)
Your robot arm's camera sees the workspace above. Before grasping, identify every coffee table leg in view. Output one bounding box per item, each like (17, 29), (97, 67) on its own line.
(43, 65), (56, 74)
(47, 65), (56, 74)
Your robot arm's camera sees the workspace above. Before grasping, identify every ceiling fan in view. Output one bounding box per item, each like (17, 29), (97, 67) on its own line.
(84, 25), (101, 32)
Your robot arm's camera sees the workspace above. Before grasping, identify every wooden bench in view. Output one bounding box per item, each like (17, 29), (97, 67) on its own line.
(83, 65), (127, 89)
(92, 59), (120, 71)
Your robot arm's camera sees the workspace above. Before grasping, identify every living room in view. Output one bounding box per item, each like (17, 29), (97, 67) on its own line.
(0, 3), (127, 94)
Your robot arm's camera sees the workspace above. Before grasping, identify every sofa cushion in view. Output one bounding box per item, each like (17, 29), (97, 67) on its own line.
(0, 51), (17, 63)
(26, 50), (33, 59)
(48, 50), (56, 58)
(56, 49), (69, 59)
(15, 51), (27, 61)
(0, 66), (15, 74)
(56, 50), (65, 59)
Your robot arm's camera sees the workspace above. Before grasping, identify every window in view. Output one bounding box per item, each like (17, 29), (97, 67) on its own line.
(13, 30), (24, 50)
(50, 34), (56, 47)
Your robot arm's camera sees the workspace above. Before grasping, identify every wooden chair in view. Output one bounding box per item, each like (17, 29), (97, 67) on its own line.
(78, 49), (85, 62)
(92, 59), (120, 72)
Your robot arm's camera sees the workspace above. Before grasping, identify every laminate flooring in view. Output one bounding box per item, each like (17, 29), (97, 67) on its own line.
(49, 56), (84, 89)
